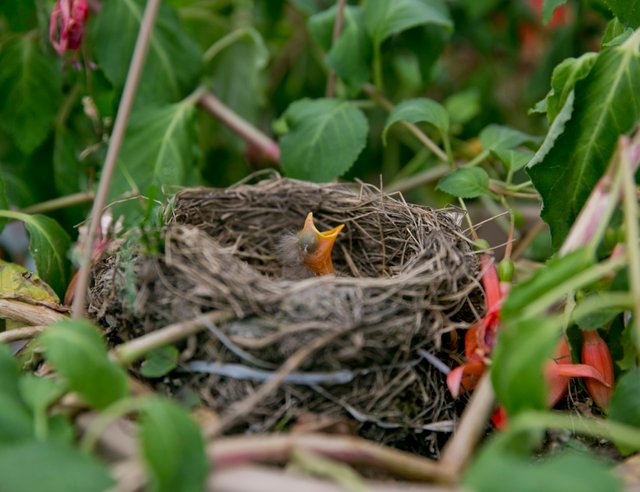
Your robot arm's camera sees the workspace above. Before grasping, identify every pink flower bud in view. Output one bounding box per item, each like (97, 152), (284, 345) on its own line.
(50, 0), (88, 56)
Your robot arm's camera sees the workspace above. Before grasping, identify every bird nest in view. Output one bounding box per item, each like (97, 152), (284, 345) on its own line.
(88, 175), (483, 456)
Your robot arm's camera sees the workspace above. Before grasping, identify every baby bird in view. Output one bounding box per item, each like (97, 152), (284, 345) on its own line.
(278, 212), (345, 278)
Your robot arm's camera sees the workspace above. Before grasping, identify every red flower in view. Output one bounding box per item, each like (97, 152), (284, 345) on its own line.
(50, 0), (88, 56)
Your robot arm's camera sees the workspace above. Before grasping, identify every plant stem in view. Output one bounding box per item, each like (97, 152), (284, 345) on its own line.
(386, 164), (450, 193)
(80, 397), (146, 453)
(0, 325), (47, 343)
(20, 191), (95, 215)
(325, 0), (347, 98)
(439, 374), (495, 477)
(372, 41), (383, 91)
(620, 137), (640, 355)
(71, 0), (161, 319)
(111, 311), (231, 366)
(363, 84), (449, 163)
(198, 90), (280, 162)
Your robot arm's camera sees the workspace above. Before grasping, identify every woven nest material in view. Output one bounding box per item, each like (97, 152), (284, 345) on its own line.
(89, 175), (483, 455)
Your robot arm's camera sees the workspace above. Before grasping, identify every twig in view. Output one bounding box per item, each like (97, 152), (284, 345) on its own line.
(325, 0), (347, 98)
(207, 433), (456, 483)
(363, 84), (449, 163)
(0, 325), (46, 343)
(198, 90), (280, 163)
(488, 181), (539, 200)
(511, 219), (546, 261)
(72, 0), (161, 319)
(620, 136), (640, 355)
(204, 327), (352, 438)
(439, 374), (494, 477)
(20, 191), (95, 215)
(386, 164), (450, 193)
(0, 299), (67, 326)
(111, 311), (232, 366)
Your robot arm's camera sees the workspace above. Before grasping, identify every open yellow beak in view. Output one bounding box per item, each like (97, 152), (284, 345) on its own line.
(297, 212), (344, 276)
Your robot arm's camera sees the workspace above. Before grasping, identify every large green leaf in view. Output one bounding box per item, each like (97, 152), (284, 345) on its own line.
(609, 368), (640, 428)
(604, 0), (640, 28)
(92, 0), (202, 107)
(0, 37), (61, 154)
(108, 102), (198, 206)
(491, 317), (560, 415)
(528, 33), (640, 249)
(383, 98), (449, 144)
(479, 124), (537, 152)
(0, 211), (70, 298)
(39, 319), (128, 409)
(465, 448), (622, 492)
(0, 345), (33, 444)
(279, 99), (368, 182)
(363, 0), (452, 45)
(539, 53), (598, 123)
(140, 398), (208, 492)
(0, 440), (114, 492)
(436, 168), (489, 198)
(309, 5), (371, 89)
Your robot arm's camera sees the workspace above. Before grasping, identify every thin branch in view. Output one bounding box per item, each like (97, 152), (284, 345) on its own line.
(488, 181), (539, 200)
(111, 311), (232, 366)
(0, 299), (67, 326)
(439, 374), (495, 476)
(0, 324), (46, 343)
(620, 136), (640, 355)
(198, 90), (280, 163)
(386, 164), (450, 193)
(20, 191), (95, 215)
(363, 84), (449, 163)
(325, 0), (347, 98)
(511, 219), (546, 261)
(207, 433), (456, 483)
(72, 0), (162, 319)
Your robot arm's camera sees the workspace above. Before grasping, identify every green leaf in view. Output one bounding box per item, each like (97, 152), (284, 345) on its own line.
(609, 368), (640, 428)
(542, 0), (567, 25)
(538, 53), (598, 123)
(0, 1), (37, 32)
(0, 172), (8, 233)
(501, 248), (594, 321)
(479, 124), (537, 152)
(92, 0), (202, 107)
(0, 440), (114, 492)
(0, 345), (33, 444)
(491, 317), (559, 415)
(279, 99), (368, 182)
(603, 0), (640, 28)
(528, 35), (640, 250)
(0, 211), (71, 298)
(465, 448), (622, 492)
(445, 89), (481, 129)
(109, 102), (198, 210)
(364, 0), (452, 45)
(53, 129), (85, 197)
(383, 98), (449, 144)
(39, 319), (128, 409)
(0, 36), (61, 154)
(491, 149), (534, 173)
(140, 346), (179, 378)
(140, 398), (208, 492)
(19, 375), (66, 414)
(436, 167), (489, 198)
(309, 6), (371, 89)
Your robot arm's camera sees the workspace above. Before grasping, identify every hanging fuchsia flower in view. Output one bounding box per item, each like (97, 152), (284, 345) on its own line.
(50, 0), (88, 56)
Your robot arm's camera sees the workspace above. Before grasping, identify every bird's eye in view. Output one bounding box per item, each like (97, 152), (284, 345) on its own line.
(296, 230), (318, 253)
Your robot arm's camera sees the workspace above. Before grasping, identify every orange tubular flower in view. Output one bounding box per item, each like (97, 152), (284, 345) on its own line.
(581, 330), (614, 410)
